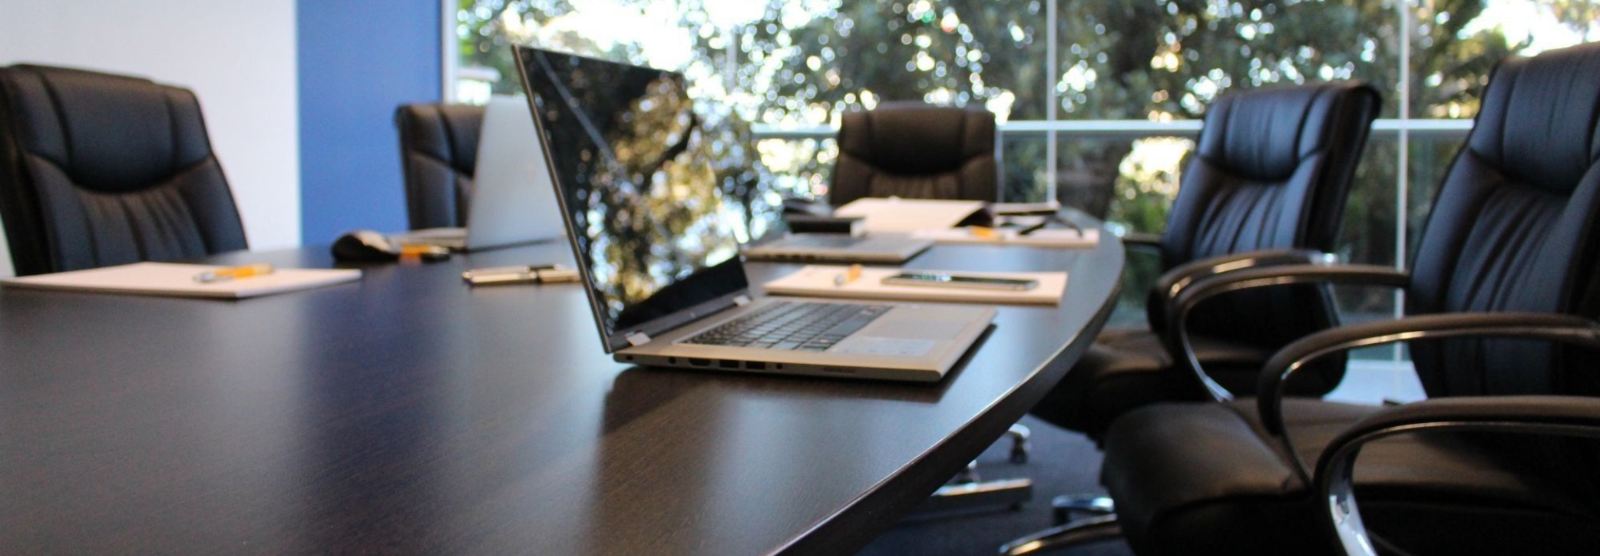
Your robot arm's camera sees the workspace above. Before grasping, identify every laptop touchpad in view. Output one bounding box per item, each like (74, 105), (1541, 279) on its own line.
(866, 319), (968, 340)
(834, 337), (937, 357)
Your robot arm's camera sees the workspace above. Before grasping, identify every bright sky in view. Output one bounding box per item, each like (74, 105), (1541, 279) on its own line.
(1466, 0), (1599, 54)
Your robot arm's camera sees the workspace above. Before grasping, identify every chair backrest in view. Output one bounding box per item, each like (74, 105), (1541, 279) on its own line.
(1406, 43), (1600, 397)
(394, 103), (484, 229)
(0, 65), (247, 276)
(829, 102), (997, 206)
(1160, 82), (1380, 266)
(1159, 82), (1381, 393)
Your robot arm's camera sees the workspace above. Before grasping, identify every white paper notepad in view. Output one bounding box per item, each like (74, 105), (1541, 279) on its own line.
(763, 265), (1067, 306)
(911, 227), (1100, 248)
(1, 262), (362, 299)
(833, 197), (985, 234)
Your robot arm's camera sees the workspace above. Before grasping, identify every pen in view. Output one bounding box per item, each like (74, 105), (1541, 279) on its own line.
(194, 263), (275, 283)
(462, 264), (576, 286)
(833, 264), (863, 287)
(398, 244), (452, 261)
(1017, 215), (1084, 236)
(462, 264), (557, 280)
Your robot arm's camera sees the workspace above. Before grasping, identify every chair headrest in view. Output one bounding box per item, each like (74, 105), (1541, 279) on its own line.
(837, 101), (994, 174)
(1, 65), (212, 193)
(1467, 43), (1600, 194)
(1196, 82), (1379, 182)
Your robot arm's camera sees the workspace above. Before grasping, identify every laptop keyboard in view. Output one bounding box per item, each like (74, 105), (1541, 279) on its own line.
(685, 301), (891, 351)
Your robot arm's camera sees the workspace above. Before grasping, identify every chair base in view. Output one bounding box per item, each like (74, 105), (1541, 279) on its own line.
(999, 514), (1122, 556)
(910, 423), (1036, 517)
(1051, 494), (1114, 524)
(1006, 423), (1031, 464)
(921, 477), (1034, 514)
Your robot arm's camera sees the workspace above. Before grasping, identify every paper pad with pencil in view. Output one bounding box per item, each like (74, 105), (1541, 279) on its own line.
(1, 262), (361, 299)
(762, 265), (1067, 305)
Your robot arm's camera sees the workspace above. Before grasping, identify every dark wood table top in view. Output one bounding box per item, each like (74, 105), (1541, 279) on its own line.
(0, 235), (1122, 555)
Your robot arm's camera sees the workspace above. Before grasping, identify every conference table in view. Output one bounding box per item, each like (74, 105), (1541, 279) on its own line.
(0, 226), (1123, 554)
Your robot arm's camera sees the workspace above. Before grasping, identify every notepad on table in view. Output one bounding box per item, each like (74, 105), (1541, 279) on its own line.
(763, 265), (1067, 306)
(1, 262), (362, 299)
(833, 197), (986, 234)
(911, 226), (1100, 248)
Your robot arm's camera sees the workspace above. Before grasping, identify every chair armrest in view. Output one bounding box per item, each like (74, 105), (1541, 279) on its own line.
(1252, 312), (1600, 485)
(1146, 249), (1332, 331)
(1163, 264), (1412, 401)
(1314, 395), (1600, 556)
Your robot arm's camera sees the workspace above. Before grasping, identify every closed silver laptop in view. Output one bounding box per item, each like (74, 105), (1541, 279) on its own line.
(392, 95), (565, 251)
(514, 46), (994, 382)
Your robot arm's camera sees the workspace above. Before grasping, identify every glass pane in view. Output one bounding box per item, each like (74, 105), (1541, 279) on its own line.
(1047, 135), (1194, 326)
(749, 0), (1049, 128)
(1052, 0), (1405, 119)
(456, 1), (723, 99)
(755, 137), (835, 199)
(1049, 0), (1403, 213)
(1410, 0), (1600, 119)
(1405, 133), (1466, 255)
(1103, 135), (1193, 234)
(457, 0), (1047, 203)
(999, 132), (1049, 203)
(1336, 134), (1401, 360)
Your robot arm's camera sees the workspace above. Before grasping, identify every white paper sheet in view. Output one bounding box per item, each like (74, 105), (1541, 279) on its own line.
(1, 262), (362, 299)
(832, 197), (985, 233)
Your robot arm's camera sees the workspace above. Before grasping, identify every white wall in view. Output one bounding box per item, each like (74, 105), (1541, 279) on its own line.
(0, 1), (300, 277)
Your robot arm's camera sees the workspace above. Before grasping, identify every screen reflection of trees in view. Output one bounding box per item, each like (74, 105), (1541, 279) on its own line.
(529, 53), (781, 329)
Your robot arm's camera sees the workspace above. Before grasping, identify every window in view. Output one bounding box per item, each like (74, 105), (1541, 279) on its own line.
(449, 0), (1600, 361)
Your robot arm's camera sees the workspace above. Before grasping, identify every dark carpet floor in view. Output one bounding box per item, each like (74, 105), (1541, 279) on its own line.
(856, 415), (1134, 556)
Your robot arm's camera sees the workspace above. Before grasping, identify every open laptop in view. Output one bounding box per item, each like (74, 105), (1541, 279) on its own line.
(391, 95), (564, 251)
(513, 46), (995, 382)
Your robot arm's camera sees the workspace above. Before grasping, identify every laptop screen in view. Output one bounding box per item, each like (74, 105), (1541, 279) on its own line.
(515, 46), (771, 349)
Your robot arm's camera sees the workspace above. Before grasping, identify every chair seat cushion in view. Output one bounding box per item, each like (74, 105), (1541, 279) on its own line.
(1028, 326), (1273, 438)
(1101, 399), (1600, 555)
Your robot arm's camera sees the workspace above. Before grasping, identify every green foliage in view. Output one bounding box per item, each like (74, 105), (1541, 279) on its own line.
(456, 0), (1596, 319)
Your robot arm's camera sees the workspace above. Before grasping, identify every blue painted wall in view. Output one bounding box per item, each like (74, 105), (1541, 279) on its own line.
(297, 1), (441, 244)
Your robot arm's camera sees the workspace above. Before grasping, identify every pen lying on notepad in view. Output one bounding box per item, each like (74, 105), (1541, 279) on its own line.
(193, 263), (275, 283)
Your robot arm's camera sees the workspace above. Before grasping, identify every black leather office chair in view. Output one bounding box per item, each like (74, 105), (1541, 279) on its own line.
(1029, 82), (1381, 441)
(1004, 42), (1600, 555)
(394, 103), (485, 230)
(0, 65), (248, 276)
(829, 101), (997, 206)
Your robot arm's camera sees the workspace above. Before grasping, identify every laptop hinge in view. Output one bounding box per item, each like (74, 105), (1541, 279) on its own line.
(733, 295), (752, 306)
(625, 331), (651, 347)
